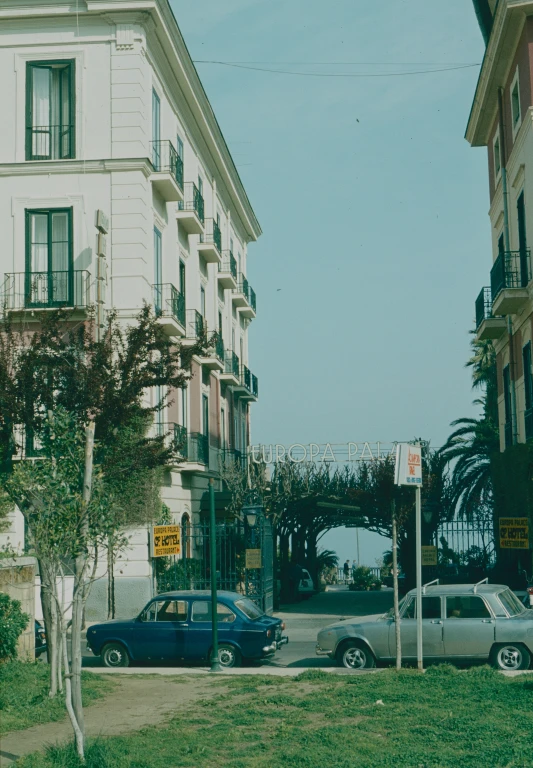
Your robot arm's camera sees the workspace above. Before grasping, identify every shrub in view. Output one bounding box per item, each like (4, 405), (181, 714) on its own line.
(0, 593), (29, 661)
(349, 566), (382, 591)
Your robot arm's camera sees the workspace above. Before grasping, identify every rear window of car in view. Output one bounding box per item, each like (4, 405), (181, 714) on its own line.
(446, 596), (491, 619)
(497, 589), (526, 617)
(191, 601), (236, 623)
(235, 598), (264, 620)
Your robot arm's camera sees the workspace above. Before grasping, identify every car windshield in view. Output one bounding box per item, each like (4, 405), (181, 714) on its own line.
(235, 598), (264, 620)
(384, 596), (408, 619)
(498, 588), (526, 617)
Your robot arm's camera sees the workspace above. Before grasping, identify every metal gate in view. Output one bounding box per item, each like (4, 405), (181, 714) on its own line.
(154, 518), (274, 614)
(432, 518), (496, 580)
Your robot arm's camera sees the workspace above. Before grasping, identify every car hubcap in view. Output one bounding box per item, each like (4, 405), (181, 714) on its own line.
(219, 648), (235, 667)
(106, 648), (123, 666)
(343, 647), (366, 669)
(498, 646), (522, 670)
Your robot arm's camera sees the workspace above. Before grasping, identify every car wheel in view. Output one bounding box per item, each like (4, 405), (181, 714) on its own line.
(216, 644), (241, 669)
(101, 642), (130, 668)
(337, 640), (376, 670)
(491, 644), (531, 671)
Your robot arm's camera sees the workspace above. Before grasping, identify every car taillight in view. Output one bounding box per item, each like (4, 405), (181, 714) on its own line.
(266, 629), (272, 638)
(281, 622), (286, 630)
(527, 587), (533, 595)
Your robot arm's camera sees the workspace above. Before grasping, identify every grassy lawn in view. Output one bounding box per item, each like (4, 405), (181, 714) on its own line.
(0, 661), (114, 735)
(18, 665), (533, 768)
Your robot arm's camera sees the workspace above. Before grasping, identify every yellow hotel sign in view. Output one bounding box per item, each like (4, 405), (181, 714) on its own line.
(152, 525), (181, 557)
(499, 518), (529, 550)
(421, 546), (438, 566)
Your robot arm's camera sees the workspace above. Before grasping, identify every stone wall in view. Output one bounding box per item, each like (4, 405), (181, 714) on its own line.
(0, 557), (36, 659)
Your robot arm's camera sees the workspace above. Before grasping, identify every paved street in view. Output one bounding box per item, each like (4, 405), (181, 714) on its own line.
(81, 586), (394, 670)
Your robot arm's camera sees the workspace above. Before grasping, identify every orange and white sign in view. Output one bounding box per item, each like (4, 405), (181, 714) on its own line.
(395, 444), (423, 487)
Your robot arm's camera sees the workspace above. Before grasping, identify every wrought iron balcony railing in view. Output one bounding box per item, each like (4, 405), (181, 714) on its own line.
(200, 219), (222, 252)
(27, 124), (75, 160)
(179, 182), (205, 224)
(224, 351), (240, 378)
(491, 249), (532, 301)
(475, 287), (493, 330)
(153, 283), (185, 327)
(220, 447), (246, 468)
(525, 407), (533, 443)
(213, 332), (225, 362)
(2, 271), (90, 310)
(150, 140), (183, 188)
(249, 286), (257, 313)
(235, 274), (256, 313)
(170, 425), (209, 465)
(185, 309), (205, 338)
(240, 366), (258, 397)
(219, 252), (238, 280)
(252, 373), (259, 398)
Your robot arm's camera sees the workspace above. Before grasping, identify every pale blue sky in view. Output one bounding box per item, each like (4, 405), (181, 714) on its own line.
(171, 0), (488, 565)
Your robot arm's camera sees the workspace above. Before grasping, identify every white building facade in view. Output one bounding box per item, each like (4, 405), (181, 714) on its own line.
(0, 0), (261, 617)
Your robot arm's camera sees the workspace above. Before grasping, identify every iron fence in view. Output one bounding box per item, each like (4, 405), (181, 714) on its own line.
(153, 282), (185, 327)
(491, 249), (532, 300)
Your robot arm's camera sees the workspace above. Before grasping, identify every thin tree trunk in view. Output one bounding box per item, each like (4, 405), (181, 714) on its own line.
(70, 423), (95, 745)
(107, 537), (115, 620)
(392, 507), (402, 670)
(61, 621), (84, 760)
(39, 560), (60, 697)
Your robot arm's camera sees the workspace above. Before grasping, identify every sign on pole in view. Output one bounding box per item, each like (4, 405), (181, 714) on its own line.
(499, 518), (530, 550)
(394, 444), (422, 486)
(395, 443), (424, 671)
(421, 546), (438, 566)
(152, 525), (181, 558)
(245, 549), (262, 569)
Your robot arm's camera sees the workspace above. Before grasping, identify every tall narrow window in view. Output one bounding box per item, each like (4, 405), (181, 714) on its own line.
(202, 395), (209, 438)
(152, 89), (161, 169)
(498, 233), (504, 256)
(218, 311), (223, 334)
(26, 208), (73, 307)
(26, 61), (75, 160)
(221, 407), (226, 449)
(523, 343), (533, 441)
(517, 192), (529, 287)
(200, 285), (206, 318)
(503, 364), (512, 448)
(181, 386), (188, 429)
(154, 228), (162, 313)
(511, 74), (521, 129)
(179, 260), (186, 298)
(198, 175), (203, 197)
(176, 134), (184, 160)
(493, 133), (501, 180)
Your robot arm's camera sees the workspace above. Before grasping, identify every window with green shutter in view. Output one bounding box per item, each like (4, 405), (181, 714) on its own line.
(26, 61), (75, 160)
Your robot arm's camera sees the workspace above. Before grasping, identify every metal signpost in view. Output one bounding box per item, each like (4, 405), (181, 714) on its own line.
(395, 443), (423, 671)
(209, 478), (222, 672)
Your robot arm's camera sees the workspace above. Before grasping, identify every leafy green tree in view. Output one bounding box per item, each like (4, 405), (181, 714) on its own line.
(0, 593), (29, 661)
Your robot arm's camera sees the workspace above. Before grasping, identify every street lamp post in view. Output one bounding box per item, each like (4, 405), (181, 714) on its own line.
(209, 478), (222, 672)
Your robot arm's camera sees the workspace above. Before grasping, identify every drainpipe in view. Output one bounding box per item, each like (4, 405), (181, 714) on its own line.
(498, 87), (518, 444)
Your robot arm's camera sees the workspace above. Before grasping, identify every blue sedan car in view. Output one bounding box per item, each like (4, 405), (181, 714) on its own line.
(87, 590), (288, 669)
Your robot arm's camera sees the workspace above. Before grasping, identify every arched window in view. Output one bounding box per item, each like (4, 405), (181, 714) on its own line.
(181, 512), (191, 559)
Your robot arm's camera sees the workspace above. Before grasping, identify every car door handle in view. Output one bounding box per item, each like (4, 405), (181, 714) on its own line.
(430, 620), (442, 625)
(481, 620), (493, 624)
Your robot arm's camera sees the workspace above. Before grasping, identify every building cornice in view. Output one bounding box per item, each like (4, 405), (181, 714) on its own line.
(0, 158), (152, 177)
(466, 0), (532, 146)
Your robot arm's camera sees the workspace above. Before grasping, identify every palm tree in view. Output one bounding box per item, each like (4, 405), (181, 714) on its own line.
(439, 333), (499, 521)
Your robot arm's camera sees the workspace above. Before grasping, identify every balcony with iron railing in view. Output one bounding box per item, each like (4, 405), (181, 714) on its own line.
(232, 274), (257, 319)
(474, 286), (506, 341)
(490, 249), (532, 315)
(217, 251), (238, 290)
(220, 351), (240, 384)
(149, 140), (184, 202)
(196, 331), (225, 371)
(171, 424), (209, 468)
(153, 283), (185, 335)
(220, 447), (246, 469)
(198, 219), (222, 264)
(176, 182), (205, 235)
(1, 270), (91, 313)
(180, 309), (205, 349)
(234, 365), (259, 401)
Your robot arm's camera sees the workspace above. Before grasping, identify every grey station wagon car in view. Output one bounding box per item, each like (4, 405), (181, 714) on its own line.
(316, 582), (533, 671)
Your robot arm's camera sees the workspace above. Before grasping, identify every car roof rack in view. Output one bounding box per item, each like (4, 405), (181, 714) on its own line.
(422, 579), (439, 595)
(472, 577), (489, 594)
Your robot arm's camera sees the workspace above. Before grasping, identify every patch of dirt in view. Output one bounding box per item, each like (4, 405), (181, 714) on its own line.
(0, 676), (226, 767)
